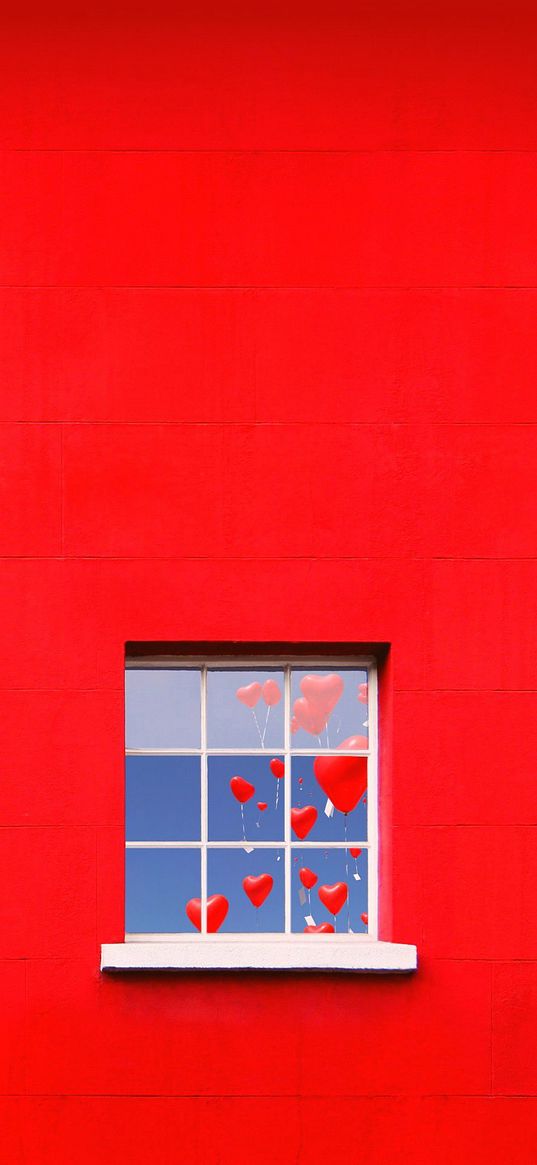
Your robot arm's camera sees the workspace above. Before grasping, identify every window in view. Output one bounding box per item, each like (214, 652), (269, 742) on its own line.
(101, 651), (417, 972)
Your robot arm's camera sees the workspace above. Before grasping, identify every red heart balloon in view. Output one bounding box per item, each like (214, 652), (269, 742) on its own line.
(230, 775), (255, 803)
(300, 673), (344, 716)
(318, 882), (348, 916)
(304, 923), (335, 933)
(292, 696), (327, 736)
(236, 682), (262, 708)
(299, 866), (318, 890)
(185, 894), (229, 933)
(361, 912), (368, 926)
(349, 848), (362, 859)
(291, 805), (318, 839)
(338, 734), (369, 751)
(358, 682), (368, 705)
(243, 873), (274, 908)
(185, 897), (202, 931)
(257, 801), (267, 811)
(313, 754), (367, 814)
(262, 679), (281, 707)
(270, 758), (285, 779)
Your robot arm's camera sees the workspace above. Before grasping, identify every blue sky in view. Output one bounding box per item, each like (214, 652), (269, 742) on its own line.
(126, 847), (200, 933)
(126, 755), (201, 841)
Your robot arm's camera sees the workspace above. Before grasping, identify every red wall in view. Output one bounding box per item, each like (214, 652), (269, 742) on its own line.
(2, 3), (537, 1160)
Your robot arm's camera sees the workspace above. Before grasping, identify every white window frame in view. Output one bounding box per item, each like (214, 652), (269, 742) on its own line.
(101, 653), (417, 973)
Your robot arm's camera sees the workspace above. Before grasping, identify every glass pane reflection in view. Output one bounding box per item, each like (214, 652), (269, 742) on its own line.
(291, 847), (368, 934)
(290, 667), (368, 751)
(208, 847), (284, 933)
(290, 754), (367, 844)
(207, 668), (284, 750)
(125, 847), (200, 933)
(208, 754), (284, 842)
(125, 668), (201, 749)
(126, 755), (201, 841)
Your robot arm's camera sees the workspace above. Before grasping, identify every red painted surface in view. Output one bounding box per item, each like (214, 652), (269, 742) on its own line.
(2, 2), (537, 1160)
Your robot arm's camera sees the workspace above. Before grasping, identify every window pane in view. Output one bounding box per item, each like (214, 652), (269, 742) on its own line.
(291, 847), (369, 933)
(290, 755), (367, 843)
(126, 756), (200, 841)
(208, 847), (284, 932)
(208, 754), (284, 842)
(125, 848), (200, 933)
(207, 668), (284, 750)
(125, 668), (201, 749)
(290, 667), (369, 750)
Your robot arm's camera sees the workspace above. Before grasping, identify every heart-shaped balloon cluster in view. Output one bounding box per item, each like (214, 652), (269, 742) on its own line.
(292, 672), (344, 737)
(236, 679), (282, 708)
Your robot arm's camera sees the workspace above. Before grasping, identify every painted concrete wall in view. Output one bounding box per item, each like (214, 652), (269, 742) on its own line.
(2, 2), (537, 1160)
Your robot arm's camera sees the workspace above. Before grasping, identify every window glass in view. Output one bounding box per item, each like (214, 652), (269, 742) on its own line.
(125, 848), (200, 933)
(290, 667), (368, 750)
(208, 754), (284, 842)
(125, 668), (201, 749)
(126, 755), (201, 842)
(207, 668), (284, 750)
(207, 847), (285, 933)
(291, 847), (369, 933)
(124, 659), (374, 938)
(290, 754), (367, 843)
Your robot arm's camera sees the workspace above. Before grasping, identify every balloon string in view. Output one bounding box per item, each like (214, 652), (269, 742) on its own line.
(251, 709), (264, 746)
(344, 815), (350, 933)
(262, 705), (270, 746)
(241, 804), (246, 843)
(326, 724), (330, 748)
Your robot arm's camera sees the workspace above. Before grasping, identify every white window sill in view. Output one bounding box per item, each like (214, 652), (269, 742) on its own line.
(101, 936), (417, 973)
